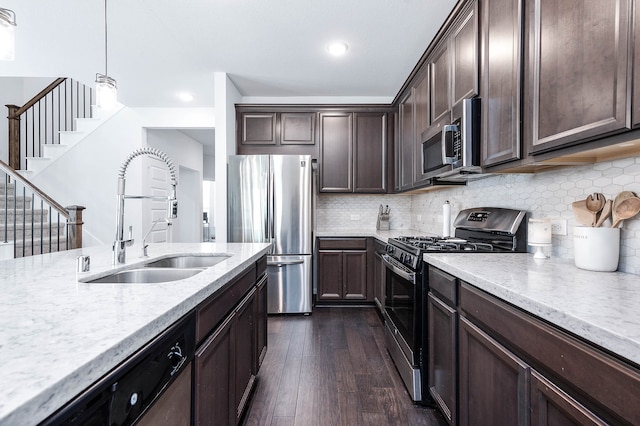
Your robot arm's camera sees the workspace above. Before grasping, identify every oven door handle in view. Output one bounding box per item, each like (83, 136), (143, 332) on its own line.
(381, 254), (416, 284)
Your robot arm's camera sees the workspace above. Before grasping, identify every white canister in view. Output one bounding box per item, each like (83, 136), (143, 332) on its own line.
(573, 227), (620, 272)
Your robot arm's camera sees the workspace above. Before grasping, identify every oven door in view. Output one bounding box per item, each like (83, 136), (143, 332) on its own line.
(382, 254), (420, 365)
(382, 254), (423, 401)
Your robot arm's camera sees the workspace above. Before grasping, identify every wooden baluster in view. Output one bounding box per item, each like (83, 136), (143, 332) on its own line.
(6, 104), (20, 170)
(65, 205), (85, 249)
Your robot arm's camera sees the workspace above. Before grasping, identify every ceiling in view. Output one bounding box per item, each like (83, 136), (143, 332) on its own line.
(2, 0), (458, 108)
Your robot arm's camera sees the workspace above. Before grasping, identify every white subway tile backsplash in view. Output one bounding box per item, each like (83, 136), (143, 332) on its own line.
(317, 155), (640, 275)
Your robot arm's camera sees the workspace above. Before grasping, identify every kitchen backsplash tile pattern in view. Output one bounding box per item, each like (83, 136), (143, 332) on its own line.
(317, 155), (640, 275)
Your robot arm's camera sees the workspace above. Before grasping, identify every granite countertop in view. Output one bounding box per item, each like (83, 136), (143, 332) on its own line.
(0, 242), (271, 426)
(423, 253), (640, 367)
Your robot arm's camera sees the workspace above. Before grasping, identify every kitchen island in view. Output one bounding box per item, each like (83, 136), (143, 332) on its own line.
(0, 242), (271, 425)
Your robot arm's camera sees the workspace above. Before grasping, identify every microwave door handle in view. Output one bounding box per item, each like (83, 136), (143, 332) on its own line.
(442, 124), (458, 164)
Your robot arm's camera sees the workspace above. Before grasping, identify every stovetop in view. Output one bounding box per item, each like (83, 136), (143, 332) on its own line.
(384, 207), (528, 270)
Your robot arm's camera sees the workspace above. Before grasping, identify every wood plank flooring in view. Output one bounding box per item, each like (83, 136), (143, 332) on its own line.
(243, 307), (447, 426)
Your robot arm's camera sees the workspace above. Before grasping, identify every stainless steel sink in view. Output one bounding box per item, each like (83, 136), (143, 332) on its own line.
(143, 254), (230, 269)
(85, 267), (204, 284)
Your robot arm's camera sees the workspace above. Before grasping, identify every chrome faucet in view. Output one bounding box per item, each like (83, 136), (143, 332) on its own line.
(141, 217), (172, 257)
(114, 148), (178, 264)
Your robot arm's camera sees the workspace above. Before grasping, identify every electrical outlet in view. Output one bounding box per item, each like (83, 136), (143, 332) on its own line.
(350, 214), (360, 221)
(551, 219), (567, 236)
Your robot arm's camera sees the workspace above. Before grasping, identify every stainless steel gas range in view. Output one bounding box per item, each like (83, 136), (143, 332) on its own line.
(381, 207), (527, 404)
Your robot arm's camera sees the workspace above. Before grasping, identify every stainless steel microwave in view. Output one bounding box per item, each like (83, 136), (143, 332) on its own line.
(420, 97), (481, 181)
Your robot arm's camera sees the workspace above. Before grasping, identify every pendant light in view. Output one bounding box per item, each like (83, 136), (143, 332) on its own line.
(96, 0), (117, 110)
(0, 7), (16, 61)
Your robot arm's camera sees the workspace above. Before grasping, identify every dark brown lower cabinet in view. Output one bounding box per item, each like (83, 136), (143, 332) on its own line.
(255, 274), (268, 373)
(530, 371), (607, 426)
(195, 314), (234, 425)
(458, 316), (530, 426)
(137, 364), (192, 426)
(316, 238), (369, 303)
(427, 293), (457, 424)
(234, 287), (257, 423)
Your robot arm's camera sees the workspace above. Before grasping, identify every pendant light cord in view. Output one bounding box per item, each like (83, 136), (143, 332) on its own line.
(104, 0), (108, 75)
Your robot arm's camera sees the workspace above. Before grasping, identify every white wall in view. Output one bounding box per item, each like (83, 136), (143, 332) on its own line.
(213, 72), (241, 243)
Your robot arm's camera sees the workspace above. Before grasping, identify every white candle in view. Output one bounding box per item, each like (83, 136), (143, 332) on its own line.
(528, 219), (551, 245)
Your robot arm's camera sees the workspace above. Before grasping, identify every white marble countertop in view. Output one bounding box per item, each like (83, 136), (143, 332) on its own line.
(423, 253), (640, 367)
(0, 242), (271, 426)
(315, 228), (423, 242)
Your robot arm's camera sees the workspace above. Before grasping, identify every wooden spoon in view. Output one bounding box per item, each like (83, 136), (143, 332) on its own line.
(572, 199), (596, 226)
(594, 199), (612, 227)
(612, 191), (636, 228)
(612, 196), (640, 228)
(586, 193), (605, 215)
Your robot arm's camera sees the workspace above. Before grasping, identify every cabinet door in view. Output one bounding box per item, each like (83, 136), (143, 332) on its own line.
(373, 251), (383, 311)
(319, 113), (353, 192)
(354, 112), (387, 193)
(235, 288), (257, 424)
(414, 71), (430, 185)
(430, 40), (451, 124)
(525, 0), (630, 153)
(399, 90), (415, 191)
(137, 364), (192, 426)
(459, 316), (530, 426)
(530, 371), (608, 426)
(634, 2), (640, 128)
(451, 0), (479, 106)
(281, 112), (316, 145)
(343, 250), (367, 300)
(317, 250), (344, 300)
(241, 113), (277, 145)
(428, 293), (457, 425)
(254, 275), (268, 374)
(480, 0), (523, 167)
(195, 313), (235, 426)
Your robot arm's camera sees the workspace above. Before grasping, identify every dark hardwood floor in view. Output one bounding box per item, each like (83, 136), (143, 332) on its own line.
(243, 307), (447, 426)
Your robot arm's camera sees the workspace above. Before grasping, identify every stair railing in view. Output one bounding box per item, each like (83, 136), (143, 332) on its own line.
(6, 78), (94, 170)
(0, 159), (84, 258)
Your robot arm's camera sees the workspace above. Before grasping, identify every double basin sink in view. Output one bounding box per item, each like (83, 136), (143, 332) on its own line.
(83, 254), (230, 284)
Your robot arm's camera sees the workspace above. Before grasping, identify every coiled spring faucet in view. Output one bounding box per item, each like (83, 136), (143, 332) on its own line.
(113, 148), (178, 264)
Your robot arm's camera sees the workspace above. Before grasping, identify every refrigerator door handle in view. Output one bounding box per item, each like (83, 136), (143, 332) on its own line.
(267, 259), (305, 267)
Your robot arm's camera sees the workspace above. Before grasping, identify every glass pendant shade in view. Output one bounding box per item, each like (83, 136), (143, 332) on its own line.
(96, 74), (117, 110)
(0, 8), (16, 61)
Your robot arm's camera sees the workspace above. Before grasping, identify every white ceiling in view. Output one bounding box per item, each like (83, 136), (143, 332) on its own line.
(2, 0), (458, 108)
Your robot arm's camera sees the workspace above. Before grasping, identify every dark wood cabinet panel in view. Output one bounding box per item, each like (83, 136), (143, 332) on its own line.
(530, 371), (608, 426)
(234, 288), (257, 424)
(427, 293), (457, 425)
(451, 0), (479, 106)
(399, 91), (415, 191)
(354, 112), (387, 193)
(255, 275), (268, 374)
(281, 112), (315, 145)
(195, 314), (235, 426)
(241, 113), (277, 145)
(138, 365), (192, 426)
(524, 0), (631, 153)
(459, 316), (530, 426)
(430, 41), (451, 124)
(480, 0), (523, 167)
(634, 1), (640, 128)
(343, 250), (367, 300)
(319, 113), (353, 192)
(317, 250), (344, 300)
(414, 72), (430, 184)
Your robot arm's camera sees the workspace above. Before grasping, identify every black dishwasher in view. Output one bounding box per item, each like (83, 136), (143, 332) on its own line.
(41, 312), (196, 426)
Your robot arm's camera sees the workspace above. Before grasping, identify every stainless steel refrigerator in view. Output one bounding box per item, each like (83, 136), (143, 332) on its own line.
(227, 155), (312, 314)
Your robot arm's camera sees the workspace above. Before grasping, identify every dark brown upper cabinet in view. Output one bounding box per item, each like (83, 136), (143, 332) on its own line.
(236, 109), (318, 156)
(451, 0), (479, 107)
(480, 0), (523, 168)
(634, 1), (640, 128)
(523, 0), (631, 154)
(430, 40), (451, 124)
(399, 90), (416, 191)
(319, 111), (388, 193)
(414, 70), (430, 185)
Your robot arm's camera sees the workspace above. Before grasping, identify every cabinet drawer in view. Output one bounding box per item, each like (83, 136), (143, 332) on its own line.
(196, 265), (256, 343)
(317, 238), (367, 250)
(460, 282), (640, 425)
(256, 255), (267, 278)
(428, 266), (457, 306)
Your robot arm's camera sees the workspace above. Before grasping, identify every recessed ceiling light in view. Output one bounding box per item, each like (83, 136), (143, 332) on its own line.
(178, 92), (194, 102)
(326, 41), (349, 56)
